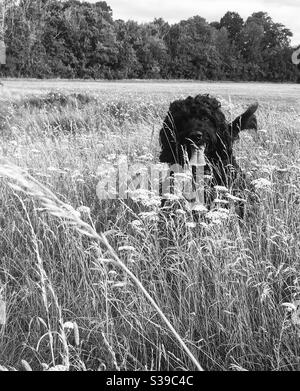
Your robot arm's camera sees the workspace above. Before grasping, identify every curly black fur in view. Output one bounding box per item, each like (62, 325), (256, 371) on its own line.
(159, 94), (258, 215)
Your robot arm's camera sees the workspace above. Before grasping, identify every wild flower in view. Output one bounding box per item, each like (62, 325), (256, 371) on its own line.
(118, 246), (135, 252)
(206, 208), (230, 224)
(63, 321), (75, 330)
(47, 166), (58, 172)
(191, 203), (208, 213)
(71, 169), (82, 178)
(130, 219), (143, 229)
(226, 193), (246, 203)
(47, 365), (68, 371)
(129, 189), (161, 208)
(162, 193), (181, 201)
(108, 270), (118, 279)
(186, 222), (197, 229)
(261, 165), (276, 174)
(77, 205), (91, 215)
(137, 153), (154, 161)
(106, 153), (117, 161)
(251, 178), (272, 190)
(139, 211), (159, 222)
(214, 185), (228, 193)
(213, 198), (229, 205)
(176, 209), (186, 215)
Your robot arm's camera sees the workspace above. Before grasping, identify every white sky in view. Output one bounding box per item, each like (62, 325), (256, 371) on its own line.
(95, 0), (300, 46)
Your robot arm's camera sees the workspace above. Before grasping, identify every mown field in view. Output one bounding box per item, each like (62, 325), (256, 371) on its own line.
(0, 80), (300, 371)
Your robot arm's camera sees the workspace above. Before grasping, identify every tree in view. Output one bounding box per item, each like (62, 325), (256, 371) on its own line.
(135, 22), (168, 78)
(242, 12), (294, 81)
(214, 27), (243, 79)
(165, 16), (221, 79)
(210, 21), (220, 30)
(246, 12), (292, 49)
(220, 11), (244, 42)
(114, 20), (143, 78)
(1, 3), (299, 81)
(60, 0), (118, 78)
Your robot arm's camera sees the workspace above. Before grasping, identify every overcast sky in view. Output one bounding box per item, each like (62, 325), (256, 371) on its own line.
(99, 0), (300, 46)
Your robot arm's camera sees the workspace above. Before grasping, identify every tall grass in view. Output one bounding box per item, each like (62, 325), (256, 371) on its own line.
(0, 88), (300, 371)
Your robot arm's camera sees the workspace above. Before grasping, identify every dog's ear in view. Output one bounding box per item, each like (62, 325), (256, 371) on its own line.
(230, 103), (258, 140)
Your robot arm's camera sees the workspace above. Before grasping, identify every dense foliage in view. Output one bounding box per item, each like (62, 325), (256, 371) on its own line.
(1, 0), (299, 81)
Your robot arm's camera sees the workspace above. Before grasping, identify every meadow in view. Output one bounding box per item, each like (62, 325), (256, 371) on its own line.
(0, 80), (300, 371)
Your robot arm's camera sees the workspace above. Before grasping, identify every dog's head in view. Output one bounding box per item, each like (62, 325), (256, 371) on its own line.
(159, 94), (258, 168)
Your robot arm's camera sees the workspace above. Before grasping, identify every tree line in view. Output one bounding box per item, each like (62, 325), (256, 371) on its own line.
(1, 0), (299, 81)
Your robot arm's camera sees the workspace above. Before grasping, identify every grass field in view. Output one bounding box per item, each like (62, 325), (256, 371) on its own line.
(0, 80), (300, 371)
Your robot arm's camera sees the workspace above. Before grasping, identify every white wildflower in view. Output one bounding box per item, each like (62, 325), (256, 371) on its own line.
(186, 222), (197, 229)
(71, 169), (82, 178)
(281, 302), (297, 312)
(47, 166), (57, 172)
(251, 178), (272, 190)
(214, 185), (228, 192)
(63, 321), (74, 330)
(130, 219), (143, 228)
(226, 193), (247, 203)
(162, 193), (181, 201)
(77, 205), (91, 215)
(118, 246), (135, 252)
(129, 189), (161, 208)
(191, 203), (208, 212)
(206, 208), (229, 223)
(261, 165), (276, 174)
(213, 198), (229, 204)
(47, 365), (68, 371)
(139, 211), (158, 221)
(106, 153), (117, 161)
(138, 153), (154, 161)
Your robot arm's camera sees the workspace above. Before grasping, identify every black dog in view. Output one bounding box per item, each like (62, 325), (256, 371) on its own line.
(159, 94), (258, 215)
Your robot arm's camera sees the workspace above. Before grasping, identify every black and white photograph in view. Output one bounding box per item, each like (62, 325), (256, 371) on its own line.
(0, 0), (299, 375)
